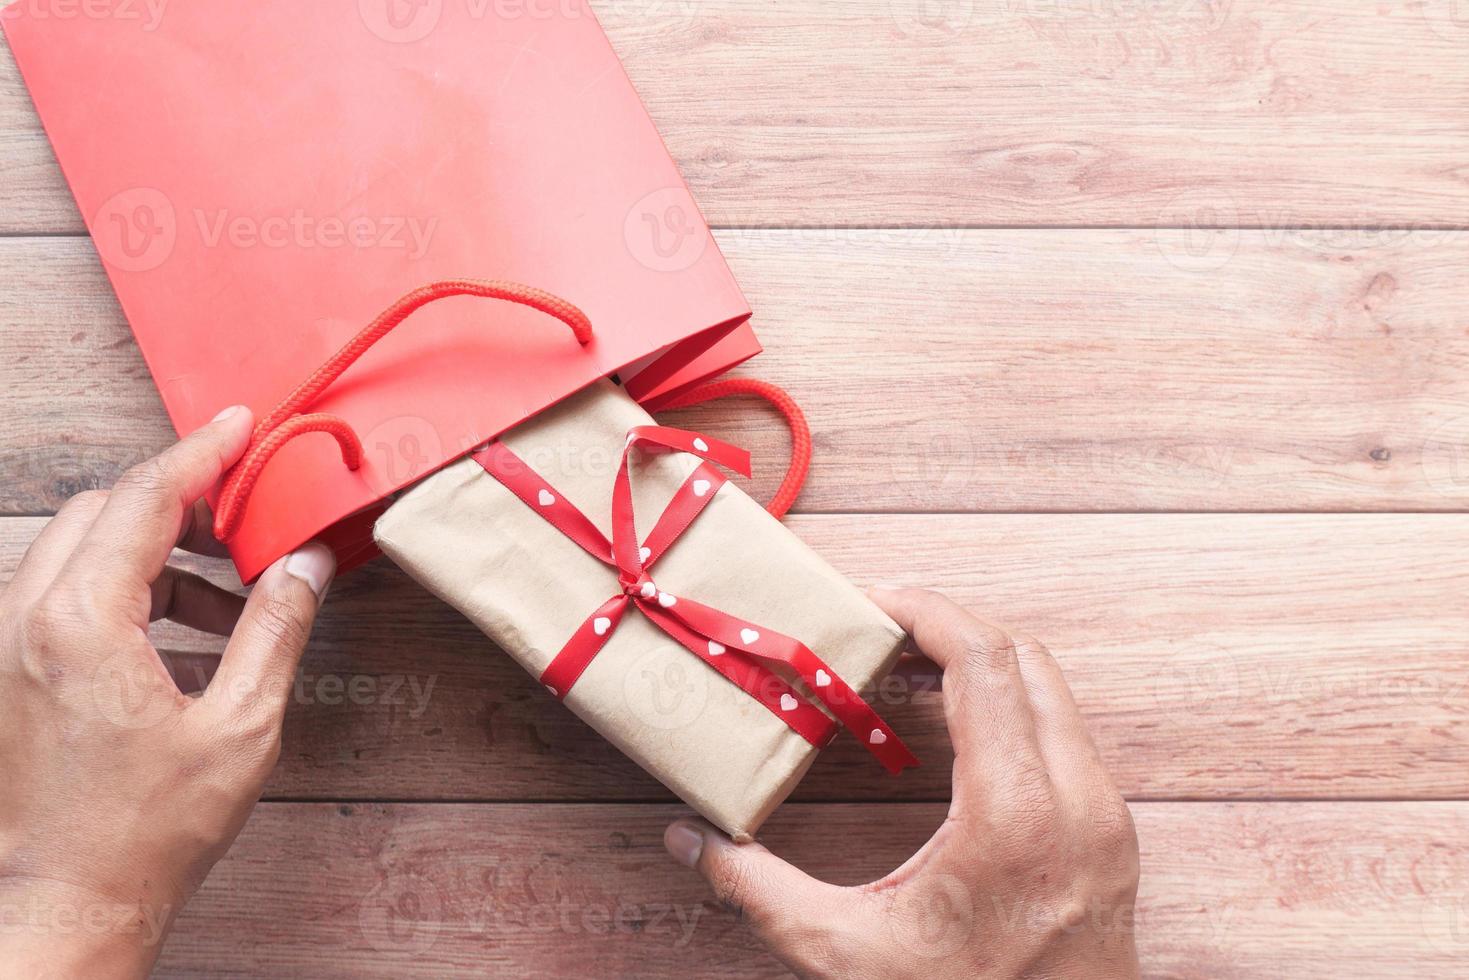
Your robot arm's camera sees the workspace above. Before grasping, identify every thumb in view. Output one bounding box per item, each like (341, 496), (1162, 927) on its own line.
(205, 541), (335, 727)
(665, 818), (851, 943)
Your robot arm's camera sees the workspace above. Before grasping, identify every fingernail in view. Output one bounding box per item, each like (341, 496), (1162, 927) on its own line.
(664, 821), (704, 868)
(283, 542), (336, 601)
(212, 405), (246, 423)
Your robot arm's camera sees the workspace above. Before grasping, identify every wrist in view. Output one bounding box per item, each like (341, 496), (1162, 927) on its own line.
(0, 877), (174, 979)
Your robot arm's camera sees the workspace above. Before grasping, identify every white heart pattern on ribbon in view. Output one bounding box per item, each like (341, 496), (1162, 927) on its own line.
(693, 437), (709, 452)
(869, 729), (887, 745)
(692, 479), (712, 498)
(593, 617), (611, 637)
(707, 641), (726, 657)
(639, 546), (651, 564)
(740, 628), (760, 646)
(537, 489), (556, 507)
(640, 581), (657, 599)
(815, 669), (831, 688)
(780, 693), (799, 712)
(658, 592), (677, 608)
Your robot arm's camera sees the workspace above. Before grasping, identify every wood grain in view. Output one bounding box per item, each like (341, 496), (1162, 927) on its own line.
(4, 512), (1465, 802)
(4, 2), (1469, 231)
(4, 232), (1469, 516)
(144, 801), (1469, 978)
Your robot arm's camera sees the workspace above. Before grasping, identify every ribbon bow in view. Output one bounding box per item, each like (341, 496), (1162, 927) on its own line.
(474, 424), (918, 773)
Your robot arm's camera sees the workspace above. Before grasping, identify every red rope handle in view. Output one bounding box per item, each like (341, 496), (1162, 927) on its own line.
(657, 378), (811, 519)
(214, 279), (593, 541)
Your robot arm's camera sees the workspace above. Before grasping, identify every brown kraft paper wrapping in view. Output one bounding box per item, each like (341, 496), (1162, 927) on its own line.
(373, 381), (907, 841)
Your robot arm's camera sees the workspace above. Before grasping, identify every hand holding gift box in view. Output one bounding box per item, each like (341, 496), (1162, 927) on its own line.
(377, 380), (917, 840)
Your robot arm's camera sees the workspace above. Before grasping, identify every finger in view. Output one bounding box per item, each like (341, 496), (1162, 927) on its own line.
(203, 541), (334, 728)
(177, 498), (233, 558)
(150, 566), (246, 636)
(868, 588), (1052, 812)
(3, 490), (109, 605)
(1011, 635), (1124, 819)
(665, 819), (856, 964)
(60, 406), (252, 607)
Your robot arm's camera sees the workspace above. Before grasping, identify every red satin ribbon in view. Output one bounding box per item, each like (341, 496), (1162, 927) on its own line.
(472, 424), (918, 775)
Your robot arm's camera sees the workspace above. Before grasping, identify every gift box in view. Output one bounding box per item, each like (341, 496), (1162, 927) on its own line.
(374, 381), (916, 840)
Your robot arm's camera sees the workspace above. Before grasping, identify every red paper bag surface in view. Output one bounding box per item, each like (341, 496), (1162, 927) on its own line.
(4, 0), (758, 580)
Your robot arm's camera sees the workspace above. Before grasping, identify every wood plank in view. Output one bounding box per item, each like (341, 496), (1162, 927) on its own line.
(4, 512), (1466, 801)
(3, 232), (1469, 514)
(148, 801), (1469, 977)
(4, 2), (1469, 231)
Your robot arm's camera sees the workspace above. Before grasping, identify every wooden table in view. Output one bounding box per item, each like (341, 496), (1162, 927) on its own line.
(3, 2), (1468, 976)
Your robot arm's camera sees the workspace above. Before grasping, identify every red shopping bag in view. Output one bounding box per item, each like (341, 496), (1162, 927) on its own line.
(4, 0), (759, 580)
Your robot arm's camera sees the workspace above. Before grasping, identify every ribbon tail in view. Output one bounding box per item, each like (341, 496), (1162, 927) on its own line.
(637, 598), (839, 749)
(654, 595), (919, 774)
